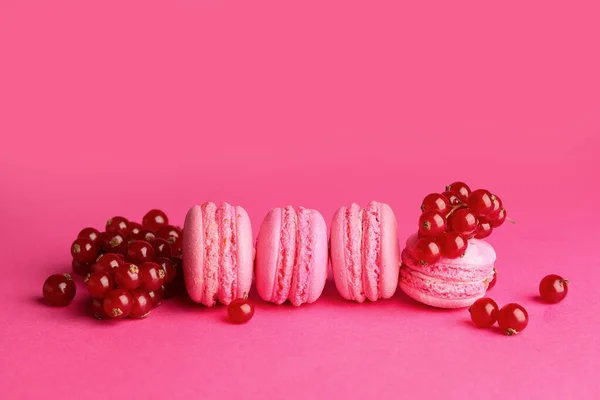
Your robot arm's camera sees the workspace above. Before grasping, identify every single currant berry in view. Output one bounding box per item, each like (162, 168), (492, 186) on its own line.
(114, 263), (142, 290)
(487, 268), (497, 290)
(126, 240), (155, 264)
(139, 262), (164, 291)
(487, 208), (507, 228)
(414, 237), (441, 265)
(142, 209), (169, 233)
(92, 253), (122, 275)
(467, 189), (495, 217)
(420, 193), (451, 214)
(147, 287), (163, 308)
(442, 191), (463, 206)
(103, 289), (134, 319)
(91, 298), (109, 319)
(43, 273), (77, 306)
(539, 274), (569, 303)
(129, 229), (156, 243)
(418, 210), (447, 238)
(85, 271), (114, 299)
(78, 227), (103, 248)
(469, 297), (499, 328)
(155, 257), (176, 285)
(485, 195), (503, 219)
(438, 231), (468, 259)
(105, 216), (129, 234)
(150, 238), (172, 259)
(72, 259), (92, 277)
(497, 303), (529, 336)
(227, 297), (255, 324)
(445, 181), (471, 203)
(449, 208), (479, 238)
(126, 222), (143, 241)
(71, 237), (98, 263)
(474, 221), (493, 239)
(102, 231), (128, 255)
(157, 225), (183, 252)
(128, 290), (153, 319)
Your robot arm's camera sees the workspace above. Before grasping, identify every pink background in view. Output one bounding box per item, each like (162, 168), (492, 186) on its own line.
(1, 1), (599, 399)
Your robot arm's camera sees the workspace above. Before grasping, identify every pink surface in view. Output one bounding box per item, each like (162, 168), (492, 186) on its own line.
(1, 1), (600, 399)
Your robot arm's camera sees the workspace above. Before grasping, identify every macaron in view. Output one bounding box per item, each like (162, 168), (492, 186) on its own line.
(182, 202), (253, 307)
(330, 201), (400, 302)
(399, 233), (496, 308)
(255, 206), (328, 306)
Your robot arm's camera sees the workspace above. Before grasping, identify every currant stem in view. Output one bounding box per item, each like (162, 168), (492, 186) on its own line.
(506, 217), (517, 224)
(445, 204), (466, 219)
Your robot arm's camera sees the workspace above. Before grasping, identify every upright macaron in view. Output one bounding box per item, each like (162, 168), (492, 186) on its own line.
(255, 206), (328, 306)
(330, 201), (400, 302)
(399, 233), (496, 308)
(182, 202), (253, 307)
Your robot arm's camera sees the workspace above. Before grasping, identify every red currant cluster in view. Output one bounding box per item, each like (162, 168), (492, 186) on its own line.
(470, 274), (569, 335)
(42, 209), (185, 320)
(416, 181), (510, 265)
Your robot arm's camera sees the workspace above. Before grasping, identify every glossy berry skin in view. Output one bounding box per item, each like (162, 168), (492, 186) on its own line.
(227, 298), (255, 324)
(498, 303), (529, 336)
(127, 222), (143, 240)
(129, 290), (153, 319)
(414, 237), (441, 265)
(147, 287), (163, 308)
(157, 226), (183, 252)
(486, 195), (503, 219)
(150, 238), (172, 259)
(72, 259), (92, 277)
(446, 181), (471, 203)
(442, 191), (463, 206)
(438, 231), (468, 259)
(449, 208), (479, 237)
(85, 271), (114, 299)
(105, 216), (129, 234)
(78, 227), (103, 248)
(91, 298), (109, 319)
(155, 257), (176, 285)
(469, 297), (499, 328)
(114, 263), (142, 291)
(127, 240), (155, 264)
(421, 193), (451, 214)
(139, 262), (165, 291)
(102, 232), (128, 255)
(92, 253), (122, 275)
(487, 268), (497, 290)
(142, 209), (169, 233)
(488, 208), (507, 228)
(71, 237), (98, 263)
(467, 189), (495, 217)
(129, 230), (156, 243)
(103, 289), (134, 319)
(43, 274), (76, 306)
(539, 274), (569, 303)
(474, 221), (493, 239)
(418, 210), (447, 238)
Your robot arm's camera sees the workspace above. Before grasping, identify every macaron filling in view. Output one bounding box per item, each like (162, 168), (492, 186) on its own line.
(361, 201), (381, 301)
(344, 203), (365, 302)
(400, 266), (486, 299)
(289, 207), (314, 306)
(271, 206), (297, 304)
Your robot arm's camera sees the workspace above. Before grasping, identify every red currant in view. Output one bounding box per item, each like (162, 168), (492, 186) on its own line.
(114, 263), (142, 290)
(474, 221), (493, 239)
(85, 271), (114, 298)
(487, 208), (507, 228)
(497, 303), (528, 336)
(42, 273), (76, 306)
(421, 193), (451, 214)
(227, 298), (255, 324)
(438, 231), (467, 258)
(446, 181), (471, 203)
(127, 222), (143, 240)
(72, 259), (92, 277)
(105, 216), (129, 234)
(71, 237), (98, 263)
(129, 229), (156, 243)
(129, 290), (153, 319)
(102, 231), (128, 255)
(487, 268), (497, 290)
(150, 238), (172, 259)
(157, 225), (183, 252)
(78, 227), (103, 248)
(155, 257), (176, 285)
(469, 297), (499, 328)
(126, 240), (155, 264)
(467, 189), (495, 217)
(103, 289), (134, 319)
(418, 210), (447, 238)
(147, 287), (163, 308)
(414, 237), (441, 265)
(539, 274), (569, 303)
(91, 298), (109, 319)
(449, 208), (479, 237)
(486, 195), (503, 219)
(139, 262), (164, 291)
(92, 253), (122, 275)
(442, 191), (463, 206)
(142, 209), (169, 233)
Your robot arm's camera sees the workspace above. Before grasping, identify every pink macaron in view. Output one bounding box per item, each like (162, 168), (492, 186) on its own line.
(255, 206), (328, 306)
(330, 201), (401, 302)
(399, 233), (496, 308)
(182, 202), (253, 307)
